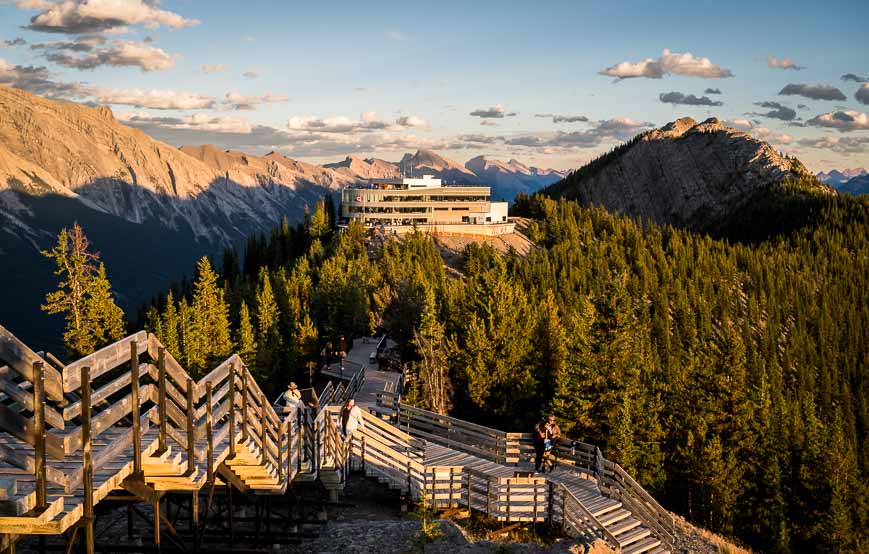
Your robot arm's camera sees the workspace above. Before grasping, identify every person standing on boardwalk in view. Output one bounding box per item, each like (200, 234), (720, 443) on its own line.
(341, 398), (364, 439)
(533, 421), (547, 472)
(544, 415), (561, 472)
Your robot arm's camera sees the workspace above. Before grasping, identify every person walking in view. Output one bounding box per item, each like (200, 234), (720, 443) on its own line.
(341, 398), (365, 439)
(533, 421), (547, 473)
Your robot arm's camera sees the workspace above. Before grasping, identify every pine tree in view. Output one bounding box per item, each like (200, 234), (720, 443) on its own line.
(42, 223), (126, 358)
(255, 268), (281, 385)
(160, 290), (181, 359)
(236, 300), (257, 371)
(412, 287), (452, 414)
(86, 263), (126, 347)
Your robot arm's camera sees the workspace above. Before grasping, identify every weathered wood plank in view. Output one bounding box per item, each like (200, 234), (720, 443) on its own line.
(0, 326), (64, 402)
(63, 332), (147, 392)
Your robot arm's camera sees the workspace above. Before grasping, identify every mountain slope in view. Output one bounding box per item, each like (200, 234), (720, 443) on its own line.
(834, 174), (869, 195)
(0, 87), (338, 348)
(542, 116), (831, 234)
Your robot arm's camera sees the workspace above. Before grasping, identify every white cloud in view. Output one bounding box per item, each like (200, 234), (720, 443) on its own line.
(92, 88), (215, 109)
(768, 55), (804, 71)
(807, 110), (869, 132)
(242, 69), (259, 79)
(117, 112), (253, 134)
(469, 104), (517, 118)
(798, 135), (869, 154)
(287, 112), (426, 133)
(202, 63), (225, 74)
(223, 91), (289, 110)
(0, 57), (87, 98)
(25, 0), (200, 34)
(856, 83), (869, 105)
(600, 49), (733, 80)
(724, 118), (792, 144)
(44, 40), (174, 71)
(385, 30), (405, 41)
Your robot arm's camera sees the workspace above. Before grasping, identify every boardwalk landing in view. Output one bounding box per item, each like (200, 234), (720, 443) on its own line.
(1, 328), (673, 554)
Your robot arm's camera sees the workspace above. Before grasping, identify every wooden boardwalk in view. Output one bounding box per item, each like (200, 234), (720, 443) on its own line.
(0, 325), (673, 554)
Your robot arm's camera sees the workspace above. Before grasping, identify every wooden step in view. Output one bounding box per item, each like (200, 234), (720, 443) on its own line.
(609, 517), (643, 537)
(617, 526), (651, 548)
(623, 535), (662, 554)
(599, 508), (632, 527)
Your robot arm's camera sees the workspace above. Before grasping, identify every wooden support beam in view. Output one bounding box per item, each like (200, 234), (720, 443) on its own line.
(240, 371), (248, 442)
(0, 325), (64, 402)
(131, 342), (142, 475)
(158, 347), (168, 453)
(259, 392), (267, 468)
(80, 366), (94, 554)
(228, 366), (236, 459)
(32, 361), (47, 513)
(205, 382), (214, 482)
(186, 377), (195, 475)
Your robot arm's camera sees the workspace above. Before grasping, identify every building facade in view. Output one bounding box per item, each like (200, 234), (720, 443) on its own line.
(340, 175), (513, 236)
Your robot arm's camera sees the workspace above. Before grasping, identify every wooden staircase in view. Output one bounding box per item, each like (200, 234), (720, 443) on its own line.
(0, 326), (355, 552)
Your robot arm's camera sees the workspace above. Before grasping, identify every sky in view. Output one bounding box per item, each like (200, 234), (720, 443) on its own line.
(0, 0), (867, 172)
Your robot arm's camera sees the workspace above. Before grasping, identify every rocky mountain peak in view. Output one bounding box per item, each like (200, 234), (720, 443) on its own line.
(545, 116), (827, 232)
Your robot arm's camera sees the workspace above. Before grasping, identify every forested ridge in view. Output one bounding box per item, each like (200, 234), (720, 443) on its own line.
(138, 181), (867, 552)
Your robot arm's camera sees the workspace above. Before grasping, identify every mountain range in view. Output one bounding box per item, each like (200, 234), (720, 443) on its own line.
(816, 168), (869, 195)
(543, 116), (831, 235)
(0, 86), (563, 346)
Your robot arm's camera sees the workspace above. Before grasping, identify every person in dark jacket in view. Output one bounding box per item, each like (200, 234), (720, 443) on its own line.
(533, 421), (547, 472)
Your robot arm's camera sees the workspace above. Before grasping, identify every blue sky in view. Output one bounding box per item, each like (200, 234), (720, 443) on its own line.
(1, 0), (867, 171)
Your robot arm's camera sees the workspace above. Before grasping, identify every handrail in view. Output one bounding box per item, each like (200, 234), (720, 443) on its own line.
(388, 401), (673, 550)
(0, 327), (303, 523)
(561, 484), (622, 552)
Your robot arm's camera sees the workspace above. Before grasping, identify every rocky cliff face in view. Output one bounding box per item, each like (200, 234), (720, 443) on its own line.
(545, 117), (829, 231)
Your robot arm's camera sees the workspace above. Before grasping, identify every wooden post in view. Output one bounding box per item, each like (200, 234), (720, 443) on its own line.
(448, 467), (454, 508)
(240, 371), (248, 442)
(260, 393), (268, 467)
(560, 484), (566, 533)
(130, 341), (142, 475)
(361, 435), (366, 472)
(158, 347), (168, 453)
(205, 382), (214, 482)
(296, 409), (302, 473)
(228, 365), (236, 458)
(186, 377), (196, 475)
(506, 481), (511, 523)
(466, 470), (472, 513)
(153, 496), (162, 553)
(486, 477), (491, 517)
(533, 481), (539, 522)
(32, 360), (47, 512)
(547, 481), (555, 527)
(277, 421), (284, 483)
(80, 366), (94, 554)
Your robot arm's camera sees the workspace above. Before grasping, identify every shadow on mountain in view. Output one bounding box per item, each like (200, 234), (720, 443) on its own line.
(0, 176), (330, 354)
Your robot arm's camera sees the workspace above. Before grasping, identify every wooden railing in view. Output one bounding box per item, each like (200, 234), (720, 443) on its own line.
(386, 401), (674, 549)
(0, 326), (311, 535)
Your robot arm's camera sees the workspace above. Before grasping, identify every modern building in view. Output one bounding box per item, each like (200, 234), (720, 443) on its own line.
(340, 175), (513, 236)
